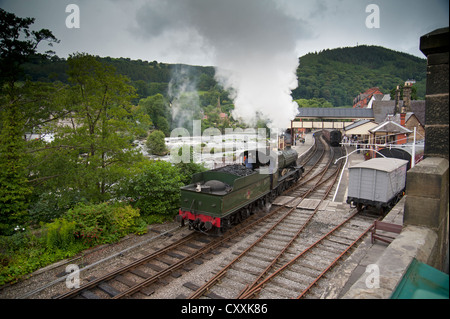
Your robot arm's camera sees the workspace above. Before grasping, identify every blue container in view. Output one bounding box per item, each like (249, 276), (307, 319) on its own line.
(391, 258), (449, 299)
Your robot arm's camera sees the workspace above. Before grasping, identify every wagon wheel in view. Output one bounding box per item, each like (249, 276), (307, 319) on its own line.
(356, 203), (363, 212)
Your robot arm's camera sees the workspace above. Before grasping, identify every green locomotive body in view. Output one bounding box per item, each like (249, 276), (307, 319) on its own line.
(177, 148), (304, 234)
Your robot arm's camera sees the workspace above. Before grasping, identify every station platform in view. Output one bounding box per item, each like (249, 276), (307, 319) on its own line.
(291, 131), (315, 160)
(292, 132), (366, 204)
(292, 133), (442, 299)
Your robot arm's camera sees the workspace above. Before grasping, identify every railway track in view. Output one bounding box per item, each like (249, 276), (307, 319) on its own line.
(56, 212), (266, 299)
(182, 135), (376, 299)
(240, 212), (374, 299)
(56, 135), (327, 300)
(53, 132), (373, 300)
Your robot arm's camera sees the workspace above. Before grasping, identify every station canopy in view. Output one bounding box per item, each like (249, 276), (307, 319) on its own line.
(296, 108), (374, 120)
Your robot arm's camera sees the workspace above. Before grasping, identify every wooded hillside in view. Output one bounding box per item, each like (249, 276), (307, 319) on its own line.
(292, 45), (427, 106)
(23, 45), (427, 107)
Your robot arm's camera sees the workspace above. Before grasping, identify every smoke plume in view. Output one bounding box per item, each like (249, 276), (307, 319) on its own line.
(168, 66), (202, 134)
(135, 0), (304, 129)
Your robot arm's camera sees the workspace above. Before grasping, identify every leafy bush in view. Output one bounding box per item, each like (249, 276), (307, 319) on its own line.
(0, 229), (81, 286)
(121, 160), (184, 217)
(28, 190), (87, 223)
(0, 201), (146, 286)
(174, 161), (207, 185)
(44, 218), (76, 251)
(146, 130), (168, 155)
(112, 204), (146, 236)
(65, 202), (145, 245)
(65, 202), (111, 245)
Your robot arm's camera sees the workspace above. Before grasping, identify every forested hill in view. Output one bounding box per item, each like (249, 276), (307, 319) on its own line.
(292, 45), (427, 106)
(23, 45), (427, 107)
(23, 55), (217, 101)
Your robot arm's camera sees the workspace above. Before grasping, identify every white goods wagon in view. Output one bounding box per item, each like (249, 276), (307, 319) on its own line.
(346, 158), (408, 213)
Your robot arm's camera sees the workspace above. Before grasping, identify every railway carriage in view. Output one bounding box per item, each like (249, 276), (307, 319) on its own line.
(177, 148), (304, 234)
(322, 129), (342, 147)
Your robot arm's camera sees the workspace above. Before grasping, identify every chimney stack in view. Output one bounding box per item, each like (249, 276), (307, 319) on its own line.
(403, 81), (412, 112)
(400, 112), (406, 127)
(394, 86), (401, 115)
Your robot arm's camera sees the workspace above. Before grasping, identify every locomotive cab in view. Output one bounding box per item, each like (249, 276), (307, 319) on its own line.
(241, 149), (273, 170)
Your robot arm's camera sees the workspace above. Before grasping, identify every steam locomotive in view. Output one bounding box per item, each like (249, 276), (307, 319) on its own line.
(177, 148), (304, 235)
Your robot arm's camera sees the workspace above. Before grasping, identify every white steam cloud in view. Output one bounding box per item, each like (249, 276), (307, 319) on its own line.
(134, 0), (304, 129)
(168, 66), (202, 134)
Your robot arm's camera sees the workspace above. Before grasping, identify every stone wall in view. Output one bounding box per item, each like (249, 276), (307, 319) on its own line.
(403, 27), (450, 272)
(404, 157), (449, 271)
(419, 27), (449, 159)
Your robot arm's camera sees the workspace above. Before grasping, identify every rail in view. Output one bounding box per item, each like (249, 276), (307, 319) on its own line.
(188, 138), (346, 299)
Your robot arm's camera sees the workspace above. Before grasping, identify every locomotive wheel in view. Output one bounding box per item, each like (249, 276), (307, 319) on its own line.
(270, 189), (277, 201)
(242, 208), (250, 219)
(232, 213), (241, 225)
(257, 198), (265, 211)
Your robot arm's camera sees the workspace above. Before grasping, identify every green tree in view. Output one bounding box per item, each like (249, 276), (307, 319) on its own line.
(295, 98), (333, 108)
(33, 53), (143, 205)
(0, 9), (59, 234)
(138, 94), (170, 134)
(0, 103), (31, 234)
(146, 130), (167, 156)
(0, 9), (59, 88)
(155, 116), (170, 136)
(68, 53), (141, 200)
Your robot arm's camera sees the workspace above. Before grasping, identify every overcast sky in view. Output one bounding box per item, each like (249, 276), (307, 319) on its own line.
(1, 0), (448, 66)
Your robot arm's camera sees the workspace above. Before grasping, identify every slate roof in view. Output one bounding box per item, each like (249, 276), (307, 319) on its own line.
(372, 100), (426, 125)
(296, 108), (374, 119)
(369, 121), (412, 134)
(409, 100), (426, 125)
(344, 119), (372, 131)
(386, 112), (416, 124)
(295, 100), (425, 126)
